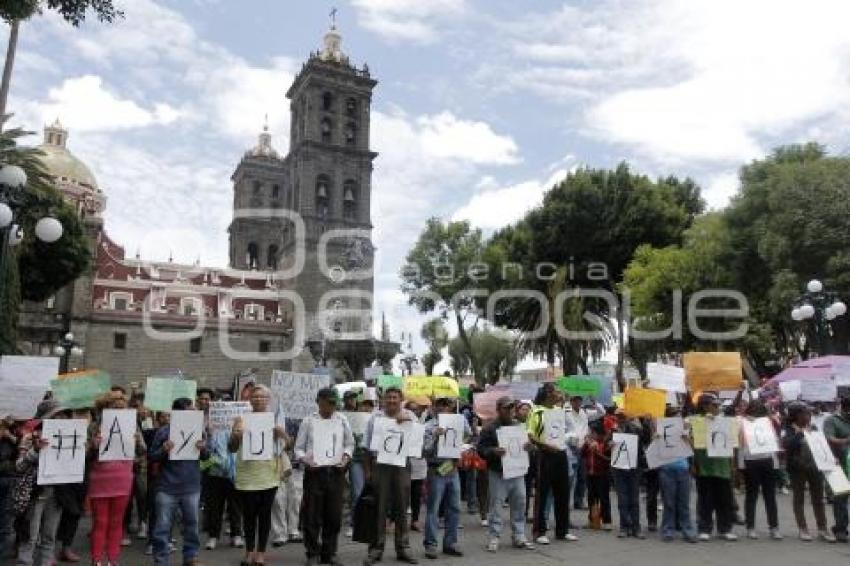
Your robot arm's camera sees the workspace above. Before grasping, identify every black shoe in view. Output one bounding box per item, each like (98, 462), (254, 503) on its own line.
(397, 554), (418, 564)
(424, 549), (438, 560)
(443, 547), (463, 557)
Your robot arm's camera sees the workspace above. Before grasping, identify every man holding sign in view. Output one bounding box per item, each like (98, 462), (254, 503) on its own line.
(422, 398), (471, 559)
(294, 388), (354, 566)
(824, 398), (850, 542)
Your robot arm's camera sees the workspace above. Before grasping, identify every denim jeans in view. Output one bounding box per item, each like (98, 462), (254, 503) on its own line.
(424, 470), (461, 551)
(17, 487), (61, 566)
(153, 490), (200, 565)
(487, 471), (527, 542)
(659, 467), (696, 539)
(613, 469), (641, 533)
(347, 461), (366, 527)
(571, 450), (586, 508)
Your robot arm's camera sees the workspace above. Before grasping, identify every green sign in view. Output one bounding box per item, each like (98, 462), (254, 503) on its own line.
(555, 376), (602, 398)
(51, 371), (111, 409)
(377, 374), (403, 391)
(459, 386), (470, 402)
(145, 377), (197, 411)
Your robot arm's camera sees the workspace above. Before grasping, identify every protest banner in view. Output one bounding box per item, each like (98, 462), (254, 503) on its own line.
(169, 410), (204, 460)
(405, 421), (425, 459)
(374, 417), (408, 466)
(804, 430), (836, 471)
(242, 412), (275, 461)
(611, 433), (639, 470)
(706, 416), (734, 458)
(38, 419), (88, 485)
(555, 376), (601, 398)
(779, 380), (801, 402)
(99, 409), (137, 461)
(431, 376), (460, 399)
(437, 414), (465, 459)
(683, 352), (742, 392)
(51, 371), (110, 409)
(209, 401), (252, 431)
(800, 379), (838, 403)
(145, 377), (197, 412)
(742, 417), (779, 455)
(0, 355), (59, 419)
(473, 390), (502, 421)
(646, 363), (687, 393)
(542, 409), (567, 450)
(377, 374), (404, 392)
(313, 418), (344, 466)
(270, 371), (331, 421)
(403, 377), (432, 402)
(497, 424), (530, 479)
(623, 388), (667, 418)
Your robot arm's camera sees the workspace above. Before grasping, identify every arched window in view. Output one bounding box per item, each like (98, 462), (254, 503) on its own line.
(316, 175), (330, 219)
(320, 118), (332, 143)
(322, 91), (333, 111)
(267, 244), (279, 270)
(247, 242), (259, 270)
(343, 180), (357, 220)
(344, 122), (357, 146)
(346, 97), (357, 116)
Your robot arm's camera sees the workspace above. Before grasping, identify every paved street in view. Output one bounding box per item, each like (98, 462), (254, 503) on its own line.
(32, 491), (850, 566)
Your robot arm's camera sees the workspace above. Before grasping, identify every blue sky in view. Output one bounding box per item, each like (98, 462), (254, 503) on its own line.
(7, 0), (850, 368)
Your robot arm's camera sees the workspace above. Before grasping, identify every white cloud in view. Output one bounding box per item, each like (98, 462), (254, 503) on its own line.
(417, 111), (520, 165)
(352, 0), (466, 43)
(704, 172), (740, 211)
(21, 75), (181, 132)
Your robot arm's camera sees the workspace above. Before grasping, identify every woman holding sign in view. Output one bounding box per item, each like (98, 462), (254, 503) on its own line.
(229, 384), (291, 566)
(737, 400), (781, 540)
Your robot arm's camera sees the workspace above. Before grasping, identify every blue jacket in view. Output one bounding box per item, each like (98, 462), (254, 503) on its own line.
(149, 425), (209, 495)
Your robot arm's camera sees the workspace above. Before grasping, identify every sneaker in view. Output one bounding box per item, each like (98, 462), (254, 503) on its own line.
(289, 533), (303, 543)
(137, 522), (148, 539)
(120, 537), (131, 547)
(559, 533), (578, 542)
(534, 535), (550, 545)
(747, 530), (758, 540)
(480, 519), (488, 527)
(424, 548), (438, 560)
(780, 487), (790, 495)
(205, 537), (217, 550)
(602, 523), (613, 531)
(799, 530), (812, 541)
(721, 532), (738, 541)
(512, 539), (534, 550)
(487, 539), (499, 552)
(818, 531), (837, 543)
(144, 544), (153, 556)
(345, 527), (353, 538)
(769, 528), (783, 540)
(232, 535), (245, 548)
(698, 533), (711, 541)
(617, 530), (628, 539)
(634, 532), (646, 540)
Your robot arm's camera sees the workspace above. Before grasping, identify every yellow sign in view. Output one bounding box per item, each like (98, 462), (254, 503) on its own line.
(623, 388), (667, 418)
(402, 376), (460, 400)
(684, 352), (742, 392)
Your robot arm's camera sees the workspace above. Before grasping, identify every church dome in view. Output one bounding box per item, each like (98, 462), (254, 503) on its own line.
(37, 119), (98, 189)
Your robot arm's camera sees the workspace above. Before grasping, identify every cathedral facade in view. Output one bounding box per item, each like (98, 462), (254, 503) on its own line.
(17, 26), (379, 388)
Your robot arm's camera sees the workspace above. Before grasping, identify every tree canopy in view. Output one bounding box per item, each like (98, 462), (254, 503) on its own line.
(0, 0), (123, 25)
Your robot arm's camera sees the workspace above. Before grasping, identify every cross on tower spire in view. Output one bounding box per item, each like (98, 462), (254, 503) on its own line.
(330, 7), (337, 30)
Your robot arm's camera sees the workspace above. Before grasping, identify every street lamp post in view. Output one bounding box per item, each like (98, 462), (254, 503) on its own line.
(54, 331), (83, 374)
(791, 279), (847, 356)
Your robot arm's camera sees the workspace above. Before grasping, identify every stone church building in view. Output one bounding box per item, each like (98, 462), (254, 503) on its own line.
(17, 25), (381, 388)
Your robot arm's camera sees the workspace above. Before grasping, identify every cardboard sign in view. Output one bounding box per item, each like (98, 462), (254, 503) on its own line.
(99, 409), (137, 461)
(0, 355), (59, 419)
(377, 374), (404, 392)
(437, 414), (465, 459)
(242, 412), (274, 461)
(611, 433), (639, 470)
(683, 352), (742, 392)
(542, 409), (567, 450)
(472, 390), (502, 421)
(145, 377), (197, 412)
(497, 424), (530, 479)
(800, 379), (838, 402)
(38, 419), (88, 485)
(742, 417), (779, 455)
(623, 388), (667, 418)
(555, 376), (602, 398)
(405, 421), (425, 459)
(313, 418), (344, 466)
(804, 430), (836, 471)
(706, 416), (734, 458)
(646, 363), (687, 393)
(209, 401), (252, 431)
(169, 411), (204, 460)
(50, 371), (110, 409)
(270, 371), (331, 421)
(779, 380), (801, 402)
(374, 417), (408, 467)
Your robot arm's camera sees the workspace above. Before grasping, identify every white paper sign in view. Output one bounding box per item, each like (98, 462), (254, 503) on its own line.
(825, 466), (850, 495)
(375, 417), (408, 467)
(38, 419), (88, 485)
(0, 355), (59, 419)
(437, 414), (465, 459)
(649, 417), (693, 469)
(343, 412), (371, 447)
(497, 425), (530, 479)
(242, 412), (274, 461)
(801, 379), (838, 402)
(779, 380), (801, 402)
(542, 409), (567, 450)
(706, 416), (734, 458)
(313, 418), (344, 466)
(405, 421), (424, 459)
(270, 371), (331, 421)
(169, 411), (204, 461)
(611, 433), (639, 469)
(647, 363), (687, 393)
(99, 409), (137, 461)
(804, 430), (836, 471)
(209, 402), (252, 431)
(742, 417), (779, 455)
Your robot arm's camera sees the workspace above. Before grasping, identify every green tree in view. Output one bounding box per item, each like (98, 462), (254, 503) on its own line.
(420, 317), (448, 376)
(447, 328), (517, 385)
